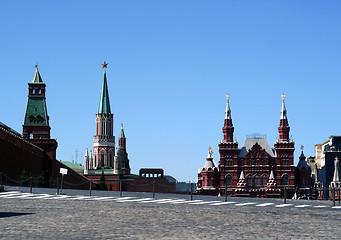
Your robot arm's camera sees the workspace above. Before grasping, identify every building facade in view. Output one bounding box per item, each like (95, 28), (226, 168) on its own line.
(311, 136), (341, 199)
(197, 94), (296, 198)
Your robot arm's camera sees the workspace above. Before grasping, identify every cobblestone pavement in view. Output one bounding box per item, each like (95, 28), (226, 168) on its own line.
(0, 186), (340, 239)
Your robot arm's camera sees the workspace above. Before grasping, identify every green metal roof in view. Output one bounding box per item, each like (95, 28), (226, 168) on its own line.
(98, 71), (111, 114)
(23, 97), (49, 126)
(61, 161), (84, 170)
(120, 126), (125, 139)
(31, 69), (44, 84)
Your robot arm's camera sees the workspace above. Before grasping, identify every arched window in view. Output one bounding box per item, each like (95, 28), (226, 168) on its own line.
(226, 175), (232, 186)
(301, 177), (305, 186)
(255, 175), (260, 186)
(282, 175), (288, 186)
(262, 175), (267, 186)
(100, 154), (104, 167)
(247, 175), (252, 187)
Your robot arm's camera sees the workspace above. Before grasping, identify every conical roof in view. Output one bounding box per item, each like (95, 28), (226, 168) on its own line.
(239, 171), (245, 180)
(85, 147), (89, 157)
(31, 68), (44, 84)
(120, 124), (125, 138)
(98, 71), (111, 114)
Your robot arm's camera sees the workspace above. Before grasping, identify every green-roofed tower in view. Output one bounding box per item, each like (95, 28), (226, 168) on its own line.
(93, 61), (115, 170)
(23, 66), (51, 139)
(118, 124), (130, 174)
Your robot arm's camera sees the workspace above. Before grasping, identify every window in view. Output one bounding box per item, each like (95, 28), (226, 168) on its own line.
(262, 175), (267, 186)
(208, 177), (211, 186)
(255, 175), (260, 186)
(226, 175), (232, 186)
(100, 154), (104, 167)
(282, 175), (288, 186)
(247, 175), (252, 187)
(301, 177), (305, 186)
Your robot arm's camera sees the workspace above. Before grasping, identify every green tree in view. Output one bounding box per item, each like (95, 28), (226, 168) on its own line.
(98, 169), (107, 190)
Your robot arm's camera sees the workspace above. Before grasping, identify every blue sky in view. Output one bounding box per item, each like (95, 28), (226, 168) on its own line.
(1, 1), (341, 182)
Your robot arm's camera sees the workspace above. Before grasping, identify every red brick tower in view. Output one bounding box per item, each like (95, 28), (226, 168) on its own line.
(93, 62), (115, 169)
(218, 94), (239, 193)
(274, 94), (295, 188)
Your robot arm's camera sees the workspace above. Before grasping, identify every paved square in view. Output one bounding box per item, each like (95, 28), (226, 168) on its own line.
(0, 188), (340, 239)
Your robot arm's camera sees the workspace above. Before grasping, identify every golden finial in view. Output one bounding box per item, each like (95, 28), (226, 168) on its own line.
(121, 123), (123, 129)
(335, 156), (339, 161)
(226, 94), (230, 101)
(281, 93), (286, 100)
(102, 61), (108, 70)
(35, 61), (38, 70)
(208, 146), (213, 155)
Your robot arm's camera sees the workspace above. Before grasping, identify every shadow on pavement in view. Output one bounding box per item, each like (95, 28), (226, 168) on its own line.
(0, 212), (34, 218)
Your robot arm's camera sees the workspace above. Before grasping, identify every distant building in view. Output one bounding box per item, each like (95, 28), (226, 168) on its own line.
(294, 147), (312, 187)
(312, 136), (341, 198)
(197, 94), (303, 198)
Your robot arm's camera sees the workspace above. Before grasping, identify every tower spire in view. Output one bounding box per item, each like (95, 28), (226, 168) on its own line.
(225, 94), (231, 120)
(120, 124), (125, 139)
(280, 94), (287, 120)
(278, 94), (290, 142)
(98, 61), (111, 114)
(223, 93), (234, 142)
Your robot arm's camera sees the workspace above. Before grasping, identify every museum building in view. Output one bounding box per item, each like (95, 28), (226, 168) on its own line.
(197, 94), (299, 198)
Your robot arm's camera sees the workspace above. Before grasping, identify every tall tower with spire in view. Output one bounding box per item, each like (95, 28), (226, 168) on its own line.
(23, 64), (58, 181)
(23, 65), (51, 140)
(218, 94), (239, 189)
(278, 94), (290, 142)
(118, 124), (130, 174)
(93, 61), (115, 169)
(274, 94), (295, 186)
(222, 94), (234, 143)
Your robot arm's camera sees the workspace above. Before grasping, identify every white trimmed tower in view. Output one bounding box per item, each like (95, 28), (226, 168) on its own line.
(93, 62), (115, 169)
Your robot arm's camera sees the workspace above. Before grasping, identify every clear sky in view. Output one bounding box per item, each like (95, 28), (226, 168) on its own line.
(1, 1), (341, 182)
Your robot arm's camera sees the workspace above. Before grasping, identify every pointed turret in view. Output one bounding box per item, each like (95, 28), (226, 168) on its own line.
(23, 65), (51, 139)
(297, 146), (309, 170)
(267, 170), (277, 188)
(117, 124), (130, 174)
(223, 94), (234, 142)
(202, 146), (217, 170)
(89, 150), (93, 169)
(113, 148), (121, 174)
(119, 124), (126, 149)
(278, 94), (290, 142)
(31, 66), (44, 83)
(237, 171), (246, 187)
(84, 147), (89, 174)
(333, 157), (340, 182)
